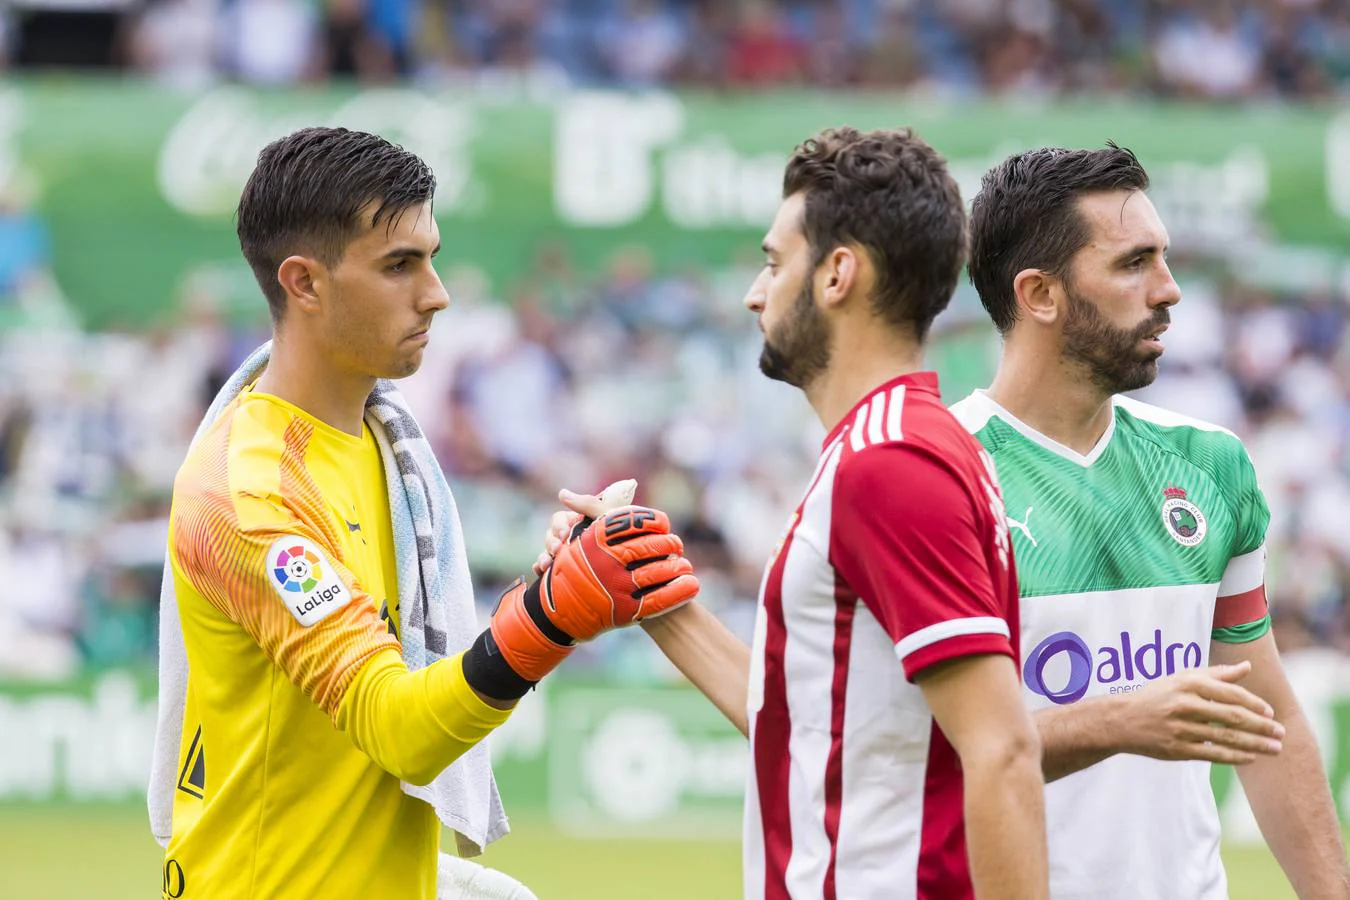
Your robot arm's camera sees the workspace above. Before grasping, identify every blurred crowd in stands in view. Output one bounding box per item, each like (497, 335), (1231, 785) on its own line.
(0, 0), (1347, 99)
(1, 217), (1350, 678)
(1, 0), (1349, 680)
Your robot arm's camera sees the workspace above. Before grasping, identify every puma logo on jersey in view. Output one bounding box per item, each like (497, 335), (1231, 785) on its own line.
(1007, 506), (1038, 548)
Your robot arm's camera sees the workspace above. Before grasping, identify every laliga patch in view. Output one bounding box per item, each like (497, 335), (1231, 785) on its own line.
(266, 536), (352, 626)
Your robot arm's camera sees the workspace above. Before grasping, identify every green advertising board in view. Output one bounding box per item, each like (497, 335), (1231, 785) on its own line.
(0, 669), (157, 803)
(3, 664), (1350, 844)
(544, 685), (745, 837)
(2, 79), (1349, 329)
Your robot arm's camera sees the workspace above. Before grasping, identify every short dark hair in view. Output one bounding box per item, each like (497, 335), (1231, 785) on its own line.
(236, 127), (436, 321)
(782, 126), (966, 342)
(968, 144), (1149, 333)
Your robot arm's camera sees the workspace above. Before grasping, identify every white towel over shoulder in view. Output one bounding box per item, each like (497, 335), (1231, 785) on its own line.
(147, 342), (508, 858)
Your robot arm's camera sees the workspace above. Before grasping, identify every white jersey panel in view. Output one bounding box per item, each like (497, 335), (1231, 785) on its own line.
(1045, 754), (1225, 900)
(780, 441), (845, 898)
(834, 600), (928, 900)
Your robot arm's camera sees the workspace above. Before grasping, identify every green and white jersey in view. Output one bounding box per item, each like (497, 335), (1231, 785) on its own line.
(950, 390), (1271, 900)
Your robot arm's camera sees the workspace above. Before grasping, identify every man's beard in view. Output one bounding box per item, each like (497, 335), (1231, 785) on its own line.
(1062, 284), (1170, 395)
(759, 279), (832, 389)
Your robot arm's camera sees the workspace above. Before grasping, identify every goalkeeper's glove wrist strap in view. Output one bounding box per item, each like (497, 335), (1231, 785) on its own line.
(484, 579), (576, 686)
(462, 629), (536, 702)
(529, 572), (575, 646)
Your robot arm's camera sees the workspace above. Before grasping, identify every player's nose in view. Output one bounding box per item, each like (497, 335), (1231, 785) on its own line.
(1154, 262), (1182, 308)
(744, 269), (768, 313)
(423, 273), (450, 314)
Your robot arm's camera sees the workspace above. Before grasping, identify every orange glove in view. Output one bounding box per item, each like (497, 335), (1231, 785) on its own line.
(487, 506), (699, 684)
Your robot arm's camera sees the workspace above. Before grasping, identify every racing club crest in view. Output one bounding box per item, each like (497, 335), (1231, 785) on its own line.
(1161, 486), (1207, 547)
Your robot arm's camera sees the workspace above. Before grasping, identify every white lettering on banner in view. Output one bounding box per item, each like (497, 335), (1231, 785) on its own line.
(157, 87), (476, 218)
(331, 90), (476, 214)
(951, 145), (1268, 250)
(0, 89), (25, 193)
(662, 136), (784, 228)
(553, 92), (684, 226)
(2, 656), (1348, 837)
(553, 93), (785, 229)
(1327, 110), (1350, 222)
(580, 708), (746, 824)
(1147, 146), (1268, 250)
(584, 710), (684, 821)
(0, 673), (156, 801)
(549, 688), (748, 837)
(946, 141), (1028, 207)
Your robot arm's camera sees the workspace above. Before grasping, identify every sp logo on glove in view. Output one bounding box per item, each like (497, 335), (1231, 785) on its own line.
(548, 505), (697, 634)
(602, 508), (657, 539)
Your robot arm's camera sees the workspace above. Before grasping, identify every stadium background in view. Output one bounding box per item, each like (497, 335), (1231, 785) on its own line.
(1, 0), (1349, 896)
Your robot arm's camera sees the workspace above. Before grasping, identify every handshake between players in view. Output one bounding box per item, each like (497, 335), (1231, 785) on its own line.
(465, 490), (700, 701)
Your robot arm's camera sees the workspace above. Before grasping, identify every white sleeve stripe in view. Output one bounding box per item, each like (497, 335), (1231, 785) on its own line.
(885, 385), (906, 442)
(1218, 543), (1266, 596)
(894, 616), (1012, 661)
(867, 393), (887, 445)
(850, 403), (869, 452)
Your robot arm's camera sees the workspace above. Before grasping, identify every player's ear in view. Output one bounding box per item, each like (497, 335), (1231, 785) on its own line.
(277, 256), (324, 316)
(1012, 267), (1058, 327)
(819, 245), (858, 310)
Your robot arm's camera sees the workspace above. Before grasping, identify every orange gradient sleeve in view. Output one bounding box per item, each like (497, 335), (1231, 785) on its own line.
(171, 411), (400, 719)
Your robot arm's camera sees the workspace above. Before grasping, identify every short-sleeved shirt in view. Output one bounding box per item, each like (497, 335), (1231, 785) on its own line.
(743, 372), (1020, 900)
(951, 390), (1271, 900)
(165, 388), (436, 900)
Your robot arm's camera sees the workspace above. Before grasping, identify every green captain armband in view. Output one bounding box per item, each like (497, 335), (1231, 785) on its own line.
(1212, 614), (1270, 644)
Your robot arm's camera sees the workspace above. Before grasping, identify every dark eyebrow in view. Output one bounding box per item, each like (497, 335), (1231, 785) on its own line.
(1115, 243), (1165, 263)
(381, 243), (441, 262)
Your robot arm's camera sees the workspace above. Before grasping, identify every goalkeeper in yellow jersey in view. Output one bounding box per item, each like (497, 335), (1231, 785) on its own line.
(154, 127), (700, 900)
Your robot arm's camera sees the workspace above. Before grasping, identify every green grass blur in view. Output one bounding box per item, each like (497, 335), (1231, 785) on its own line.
(0, 805), (1324, 899)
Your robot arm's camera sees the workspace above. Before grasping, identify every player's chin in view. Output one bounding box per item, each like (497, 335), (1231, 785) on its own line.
(386, 347), (425, 379)
(1119, 358), (1161, 392)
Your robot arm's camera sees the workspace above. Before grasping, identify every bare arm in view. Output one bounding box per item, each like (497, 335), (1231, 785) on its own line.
(1213, 635), (1350, 899)
(919, 653), (1048, 900)
(1035, 661), (1284, 782)
(1034, 697), (1122, 782)
(641, 604), (750, 736)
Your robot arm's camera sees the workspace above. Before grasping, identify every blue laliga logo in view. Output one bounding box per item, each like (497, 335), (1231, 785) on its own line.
(1024, 629), (1203, 705)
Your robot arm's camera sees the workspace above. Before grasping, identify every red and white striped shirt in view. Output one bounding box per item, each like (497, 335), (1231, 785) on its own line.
(744, 372), (1020, 900)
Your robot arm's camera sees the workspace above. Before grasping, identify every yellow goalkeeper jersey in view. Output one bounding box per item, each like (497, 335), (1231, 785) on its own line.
(164, 388), (509, 900)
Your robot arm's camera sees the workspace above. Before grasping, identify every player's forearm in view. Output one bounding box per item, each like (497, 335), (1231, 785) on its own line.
(962, 734), (1049, 899)
(1239, 705), (1350, 898)
(1034, 697), (1124, 782)
(641, 602), (750, 737)
(336, 649), (512, 785)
